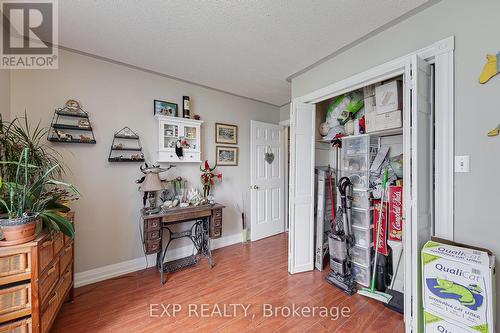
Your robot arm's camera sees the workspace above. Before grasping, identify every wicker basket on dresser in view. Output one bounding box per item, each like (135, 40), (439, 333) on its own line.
(0, 212), (75, 333)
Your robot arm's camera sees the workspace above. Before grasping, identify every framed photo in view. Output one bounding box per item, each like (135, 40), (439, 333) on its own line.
(215, 123), (238, 144)
(154, 100), (178, 117)
(216, 146), (238, 166)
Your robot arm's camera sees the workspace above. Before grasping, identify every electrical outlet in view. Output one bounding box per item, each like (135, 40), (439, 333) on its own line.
(455, 155), (470, 173)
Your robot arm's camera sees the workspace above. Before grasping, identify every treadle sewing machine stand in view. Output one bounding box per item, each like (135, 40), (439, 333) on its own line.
(141, 203), (225, 285)
(157, 218), (212, 284)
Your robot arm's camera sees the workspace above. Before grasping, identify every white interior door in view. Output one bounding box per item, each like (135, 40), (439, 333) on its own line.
(250, 121), (284, 241)
(288, 101), (315, 274)
(404, 54), (433, 333)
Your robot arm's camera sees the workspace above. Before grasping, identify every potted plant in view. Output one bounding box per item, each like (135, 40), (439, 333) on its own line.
(0, 148), (78, 245)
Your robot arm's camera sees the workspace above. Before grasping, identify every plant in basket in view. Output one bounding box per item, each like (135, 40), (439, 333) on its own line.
(0, 148), (79, 245)
(200, 160), (222, 199)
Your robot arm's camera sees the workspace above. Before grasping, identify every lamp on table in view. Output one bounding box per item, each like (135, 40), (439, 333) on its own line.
(140, 172), (164, 215)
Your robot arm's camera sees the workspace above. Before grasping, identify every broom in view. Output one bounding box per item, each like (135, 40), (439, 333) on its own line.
(357, 168), (393, 303)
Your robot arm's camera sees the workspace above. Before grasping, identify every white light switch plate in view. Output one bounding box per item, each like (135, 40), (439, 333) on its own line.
(455, 155), (470, 173)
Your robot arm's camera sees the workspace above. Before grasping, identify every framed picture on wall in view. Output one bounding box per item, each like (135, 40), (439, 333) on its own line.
(215, 123), (238, 144)
(154, 100), (178, 117)
(216, 146), (238, 166)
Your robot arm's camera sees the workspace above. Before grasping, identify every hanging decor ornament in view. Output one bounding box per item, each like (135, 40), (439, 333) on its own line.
(264, 146), (275, 164)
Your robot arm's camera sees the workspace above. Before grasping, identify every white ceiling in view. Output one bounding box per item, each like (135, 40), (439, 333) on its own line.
(59, 0), (430, 106)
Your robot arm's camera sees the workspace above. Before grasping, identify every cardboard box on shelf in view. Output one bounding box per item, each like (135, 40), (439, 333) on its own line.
(424, 310), (478, 333)
(364, 96), (376, 114)
(365, 109), (402, 133)
(375, 80), (403, 114)
(389, 186), (403, 241)
(422, 239), (496, 333)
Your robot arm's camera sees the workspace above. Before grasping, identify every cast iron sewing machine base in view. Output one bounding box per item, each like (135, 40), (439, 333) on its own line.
(156, 217), (213, 285)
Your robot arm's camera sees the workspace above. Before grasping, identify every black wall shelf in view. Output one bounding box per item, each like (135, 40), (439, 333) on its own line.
(52, 123), (93, 131)
(48, 101), (97, 144)
(108, 127), (144, 163)
(48, 137), (96, 144)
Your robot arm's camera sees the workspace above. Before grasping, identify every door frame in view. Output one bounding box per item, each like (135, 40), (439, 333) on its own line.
(289, 36), (454, 332)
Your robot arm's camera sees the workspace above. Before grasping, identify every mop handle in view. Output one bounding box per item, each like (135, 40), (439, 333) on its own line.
(329, 172), (335, 221)
(370, 169), (388, 292)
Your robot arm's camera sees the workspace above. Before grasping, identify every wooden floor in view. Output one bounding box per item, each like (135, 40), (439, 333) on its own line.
(52, 233), (404, 332)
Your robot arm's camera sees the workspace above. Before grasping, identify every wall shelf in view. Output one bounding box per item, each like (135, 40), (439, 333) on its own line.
(48, 101), (97, 144)
(52, 123), (93, 131)
(108, 127), (144, 163)
(48, 137), (96, 144)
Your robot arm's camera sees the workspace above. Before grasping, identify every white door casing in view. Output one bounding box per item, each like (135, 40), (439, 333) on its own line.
(288, 102), (315, 274)
(403, 54), (433, 333)
(250, 121), (285, 241)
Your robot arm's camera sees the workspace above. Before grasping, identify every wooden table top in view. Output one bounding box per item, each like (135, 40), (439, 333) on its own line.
(142, 203), (225, 219)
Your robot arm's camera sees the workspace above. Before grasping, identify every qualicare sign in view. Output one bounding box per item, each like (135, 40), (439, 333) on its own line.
(1, 0), (58, 69)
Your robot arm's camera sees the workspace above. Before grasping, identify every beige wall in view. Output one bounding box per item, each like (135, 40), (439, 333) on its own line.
(279, 103), (290, 122)
(9, 49), (279, 273)
(0, 69), (10, 121)
(291, 0), (500, 327)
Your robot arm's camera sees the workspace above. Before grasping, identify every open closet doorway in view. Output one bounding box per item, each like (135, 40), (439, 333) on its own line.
(288, 37), (454, 333)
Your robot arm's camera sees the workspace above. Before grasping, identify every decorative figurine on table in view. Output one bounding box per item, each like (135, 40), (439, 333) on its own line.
(200, 160), (222, 201)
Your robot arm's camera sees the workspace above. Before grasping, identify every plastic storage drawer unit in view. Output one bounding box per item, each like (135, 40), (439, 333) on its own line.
(343, 155), (369, 172)
(350, 208), (373, 229)
(352, 225), (373, 248)
(350, 189), (371, 209)
(352, 262), (371, 287)
(342, 171), (370, 189)
(342, 135), (378, 156)
(351, 245), (372, 267)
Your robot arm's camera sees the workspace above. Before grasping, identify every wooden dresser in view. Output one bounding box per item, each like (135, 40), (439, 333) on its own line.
(0, 212), (75, 333)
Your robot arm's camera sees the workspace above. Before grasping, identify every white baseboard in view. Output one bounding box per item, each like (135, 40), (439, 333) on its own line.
(74, 233), (242, 288)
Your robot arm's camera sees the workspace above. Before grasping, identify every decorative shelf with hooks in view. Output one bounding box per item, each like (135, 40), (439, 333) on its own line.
(47, 100), (97, 144)
(108, 127), (145, 162)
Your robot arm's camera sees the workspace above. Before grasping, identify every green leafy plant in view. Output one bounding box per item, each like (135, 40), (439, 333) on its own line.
(0, 113), (63, 181)
(0, 148), (78, 238)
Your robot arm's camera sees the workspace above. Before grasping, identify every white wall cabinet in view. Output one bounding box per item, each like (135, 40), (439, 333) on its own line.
(156, 115), (203, 163)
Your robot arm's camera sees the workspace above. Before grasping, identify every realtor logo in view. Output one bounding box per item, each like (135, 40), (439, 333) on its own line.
(1, 0), (58, 69)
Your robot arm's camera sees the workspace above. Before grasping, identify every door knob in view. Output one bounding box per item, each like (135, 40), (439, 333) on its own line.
(253, 185), (260, 190)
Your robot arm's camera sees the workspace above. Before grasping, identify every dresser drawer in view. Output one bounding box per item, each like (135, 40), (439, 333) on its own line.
(0, 317), (31, 333)
(0, 251), (30, 285)
(40, 258), (59, 304)
(60, 243), (73, 274)
(211, 227), (221, 238)
(145, 240), (161, 254)
(41, 289), (58, 333)
(213, 218), (222, 227)
(38, 239), (54, 273)
(52, 233), (64, 255)
(146, 218), (161, 231)
(40, 267), (72, 333)
(146, 229), (161, 240)
(0, 283), (31, 318)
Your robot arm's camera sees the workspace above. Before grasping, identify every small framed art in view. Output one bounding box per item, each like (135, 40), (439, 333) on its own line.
(154, 100), (178, 116)
(216, 146), (238, 166)
(215, 123), (238, 144)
